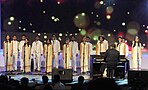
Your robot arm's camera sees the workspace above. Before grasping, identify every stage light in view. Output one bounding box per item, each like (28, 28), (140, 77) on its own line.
(108, 33), (111, 37)
(81, 12), (85, 16)
(143, 44), (146, 47)
(18, 27), (21, 29)
(8, 21), (12, 25)
(38, 33), (41, 36)
(65, 34), (68, 36)
(147, 26), (148, 29)
(113, 3), (116, 6)
(23, 28), (26, 31)
(54, 19), (58, 22)
(106, 15), (111, 19)
(40, 0), (43, 3)
(100, 1), (104, 5)
(43, 11), (46, 14)
(113, 29), (116, 32)
(91, 12), (94, 14)
(10, 16), (14, 21)
(127, 12), (130, 15)
(30, 23), (32, 26)
(32, 30), (35, 33)
(57, 1), (60, 4)
(78, 28), (81, 31)
(75, 16), (79, 19)
(44, 33), (46, 34)
(70, 34), (72, 36)
(75, 33), (77, 35)
(145, 30), (148, 33)
(96, 15), (99, 17)
(44, 40), (46, 43)
(44, 35), (47, 39)
(51, 16), (55, 20)
(122, 22), (126, 26)
(59, 37), (61, 41)
(19, 21), (21, 23)
(59, 33), (62, 36)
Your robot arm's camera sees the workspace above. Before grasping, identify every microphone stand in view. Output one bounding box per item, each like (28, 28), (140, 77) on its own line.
(46, 45), (48, 73)
(23, 45), (26, 73)
(6, 42), (8, 73)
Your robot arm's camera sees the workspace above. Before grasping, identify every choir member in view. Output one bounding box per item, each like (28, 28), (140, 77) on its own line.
(122, 37), (129, 58)
(12, 35), (19, 71)
(70, 35), (78, 73)
(80, 36), (90, 74)
(19, 34), (26, 71)
(51, 34), (61, 68)
(22, 38), (31, 73)
(87, 36), (92, 71)
(62, 38), (72, 69)
(131, 36), (142, 70)
(44, 39), (53, 73)
(96, 35), (108, 55)
(31, 35), (43, 71)
(3, 35), (13, 71)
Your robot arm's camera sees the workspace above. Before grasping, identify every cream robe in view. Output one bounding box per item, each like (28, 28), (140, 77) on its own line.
(19, 40), (25, 70)
(131, 42), (142, 69)
(62, 44), (72, 69)
(51, 40), (60, 68)
(22, 45), (31, 72)
(31, 40), (43, 71)
(70, 41), (78, 71)
(12, 40), (19, 70)
(3, 41), (13, 71)
(116, 43), (126, 57)
(96, 40), (108, 55)
(44, 44), (53, 73)
(80, 42), (89, 73)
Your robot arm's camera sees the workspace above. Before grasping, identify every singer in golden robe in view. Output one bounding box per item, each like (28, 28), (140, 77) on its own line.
(3, 35), (13, 71)
(44, 39), (54, 73)
(80, 36), (90, 74)
(22, 38), (31, 73)
(62, 38), (72, 69)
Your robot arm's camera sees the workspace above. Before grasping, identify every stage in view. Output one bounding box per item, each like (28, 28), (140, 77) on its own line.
(0, 49), (148, 89)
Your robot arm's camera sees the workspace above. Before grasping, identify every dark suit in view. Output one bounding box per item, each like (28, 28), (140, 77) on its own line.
(100, 48), (120, 75)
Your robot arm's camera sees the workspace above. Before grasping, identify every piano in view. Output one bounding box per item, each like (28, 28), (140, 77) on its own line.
(90, 54), (128, 78)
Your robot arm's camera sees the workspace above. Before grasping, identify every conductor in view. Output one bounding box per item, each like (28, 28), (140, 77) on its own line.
(100, 44), (120, 78)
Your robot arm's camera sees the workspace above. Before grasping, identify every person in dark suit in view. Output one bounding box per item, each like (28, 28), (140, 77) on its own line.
(100, 44), (120, 78)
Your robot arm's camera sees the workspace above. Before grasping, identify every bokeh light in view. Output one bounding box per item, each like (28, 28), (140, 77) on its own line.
(8, 21), (11, 25)
(127, 21), (140, 35)
(106, 6), (114, 14)
(59, 33), (62, 36)
(100, 1), (104, 5)
(93, 35), (98, 41)
(10, 16), (14, 21)
(80, 29), (87, 36)
(74, 13), (90, 28)
(122, 22), (126, 26)
(106, 14), (111, 19)
(96, 21), (101, 26)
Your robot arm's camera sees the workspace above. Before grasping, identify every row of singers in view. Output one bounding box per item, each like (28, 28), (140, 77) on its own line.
(3, 34), (142, 73)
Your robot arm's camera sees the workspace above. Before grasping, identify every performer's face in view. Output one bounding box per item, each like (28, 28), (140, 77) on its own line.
(135, 38), (139, 42)
(13, 36), (17, 40)
(6, 35), (10, 40)
(25, 39), (29, 43)
(99, 37), (103, 41)
(36, 36), (39, 41)
(71, 37), (75, 41)
(47, 40), (51, 44)
(52, 35), (56, 40)
(83, 37), (87, 42)
(118, 38), (122, 42)
(66, 40), (69, 44)
(22, 36), (26, 40)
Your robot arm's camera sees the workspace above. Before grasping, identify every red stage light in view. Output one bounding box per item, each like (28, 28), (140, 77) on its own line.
(145, 30), (148, 33)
